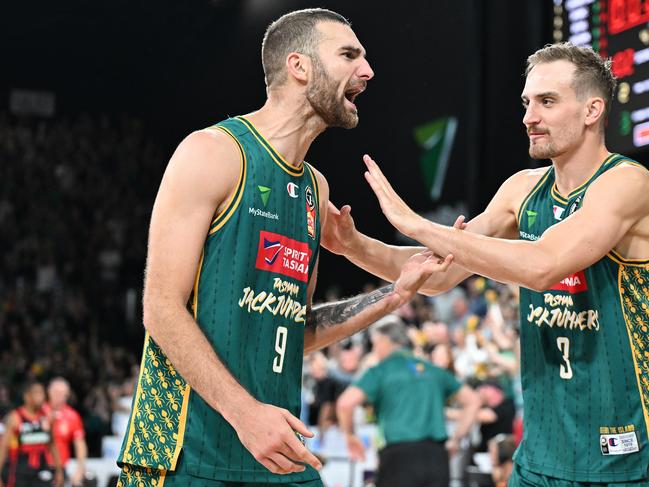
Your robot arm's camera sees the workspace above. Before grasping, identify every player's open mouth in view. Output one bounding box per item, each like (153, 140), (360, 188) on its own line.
(344, 86), (365, 109)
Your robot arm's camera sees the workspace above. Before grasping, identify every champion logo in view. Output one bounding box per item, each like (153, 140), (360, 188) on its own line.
(609, 438), (619, 447)
(549, 270), (588, 294)
(287, 182), (299, 198)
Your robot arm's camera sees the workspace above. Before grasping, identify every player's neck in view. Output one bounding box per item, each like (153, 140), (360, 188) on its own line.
(23, 405), (40, 416)
(551, 140), (610, 196)
(244, 96), (326, 168)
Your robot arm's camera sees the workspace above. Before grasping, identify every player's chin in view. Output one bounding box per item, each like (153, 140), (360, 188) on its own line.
(342, 111), (359, 129)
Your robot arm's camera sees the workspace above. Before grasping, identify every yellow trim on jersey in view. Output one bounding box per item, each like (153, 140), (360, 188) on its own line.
(236, 116), (305, 177)
(550, 153), (618, 203)
(122, 334), (152, 458)
(618, 265), (649, 441)
(167, 251), (204, 469)
(304, 163), (320, 205)
(550, 184), (568, 204)
(607, 250), (649, 266)
(169, 376), (192, 470)
(516, 167), (552, 225)
(209, 126), (248, 235)
(192, 252), (204, 318)
(619, 160), (647, 170)
(158, 469), (167, 487)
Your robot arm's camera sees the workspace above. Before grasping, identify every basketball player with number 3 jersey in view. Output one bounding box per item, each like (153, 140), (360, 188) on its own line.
(324, 43), (649, 486)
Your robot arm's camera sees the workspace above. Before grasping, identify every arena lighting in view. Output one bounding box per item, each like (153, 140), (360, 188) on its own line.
(555, 0), (649, 152)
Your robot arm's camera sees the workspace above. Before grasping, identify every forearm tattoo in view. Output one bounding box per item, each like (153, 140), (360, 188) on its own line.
(306, 284), (395, 330)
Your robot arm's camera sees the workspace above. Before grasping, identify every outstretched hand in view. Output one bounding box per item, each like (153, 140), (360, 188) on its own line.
(363, 154), (423, 238)
(391, 250), (454, 306)
(321, 201), (357, 255)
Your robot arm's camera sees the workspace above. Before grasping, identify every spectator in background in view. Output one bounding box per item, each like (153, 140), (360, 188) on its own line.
(44, 377), (87, 486)
(0, 381), (64, 487)
(337, 316), (480, 487)
(474, 381), (516, 453)
(430, 343), (455, 374)
(304, 352), (340, 439)
(488, 434), (517, 487)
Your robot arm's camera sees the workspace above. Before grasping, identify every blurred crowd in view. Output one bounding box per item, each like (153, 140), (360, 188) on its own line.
(1, 113), (523, 485)
(304, 278), (522, 458)
(0, 112), (162, 455)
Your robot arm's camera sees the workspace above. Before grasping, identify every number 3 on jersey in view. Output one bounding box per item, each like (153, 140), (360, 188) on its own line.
(557, 336), (573, 380)
(273, 326), (288, 373)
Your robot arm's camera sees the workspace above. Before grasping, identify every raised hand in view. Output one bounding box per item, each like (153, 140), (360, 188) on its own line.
(229, 400), (322, 474)
(363, 154), (424, 238)
(321, 201), (358, 255)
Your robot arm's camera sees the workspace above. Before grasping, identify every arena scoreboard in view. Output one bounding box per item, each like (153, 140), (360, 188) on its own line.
(554, 0), (649, 153)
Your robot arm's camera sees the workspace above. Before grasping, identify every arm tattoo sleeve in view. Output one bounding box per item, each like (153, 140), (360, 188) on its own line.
(306, 284), (395, 330)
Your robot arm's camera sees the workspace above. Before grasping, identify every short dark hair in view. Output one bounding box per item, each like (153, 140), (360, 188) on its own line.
(371, 315), (410, 348)
(21, 380), (43, 397)
(261, 8), (351, 88)
(526, 42), (617, 125)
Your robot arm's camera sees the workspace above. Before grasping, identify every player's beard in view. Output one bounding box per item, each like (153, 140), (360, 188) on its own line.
(528, 135), (559, 159)
(306, 55), (359, 129)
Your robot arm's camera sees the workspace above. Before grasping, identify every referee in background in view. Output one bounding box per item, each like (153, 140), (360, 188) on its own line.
(337, 316), (480, 487)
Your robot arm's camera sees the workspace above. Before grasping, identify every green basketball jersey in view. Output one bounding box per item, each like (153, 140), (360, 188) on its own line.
(514, 153), (649, 482)
(354, 349), (461, 446)
(118, 116), (322, 483)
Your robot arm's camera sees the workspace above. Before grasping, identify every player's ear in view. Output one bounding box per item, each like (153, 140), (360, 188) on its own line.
(286, 52), (310, 84)
(584, 97), (605, 128)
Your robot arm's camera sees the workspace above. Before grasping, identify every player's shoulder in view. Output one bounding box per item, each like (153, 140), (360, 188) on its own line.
(494, 166), (551, 205)
(506, 165), (551, 187)
(608, 158), (649, 179)
(305, 163), (330, 203)
(590, 158), (649, 206)
(5, 409), (20, 426)
(305, 164), (328, 187)
(176, 128), (241, 160)
(165, 128), (244, 185)
(63, 404), (82, 419)
(593, 157), (649, 188)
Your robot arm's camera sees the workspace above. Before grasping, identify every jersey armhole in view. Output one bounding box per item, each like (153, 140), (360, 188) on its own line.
(207, 125), (247, 236)
(515, 167), (553, 226)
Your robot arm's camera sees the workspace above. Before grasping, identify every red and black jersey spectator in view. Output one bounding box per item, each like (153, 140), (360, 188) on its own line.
(0, 381), (63, 487)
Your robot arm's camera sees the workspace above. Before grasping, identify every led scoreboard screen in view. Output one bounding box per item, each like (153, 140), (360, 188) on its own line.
(554, 0), (649, 153)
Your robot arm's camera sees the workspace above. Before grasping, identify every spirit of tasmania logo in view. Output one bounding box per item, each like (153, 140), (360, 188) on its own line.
(549, 270), (588, 294)
(255, 230), (311, 282)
